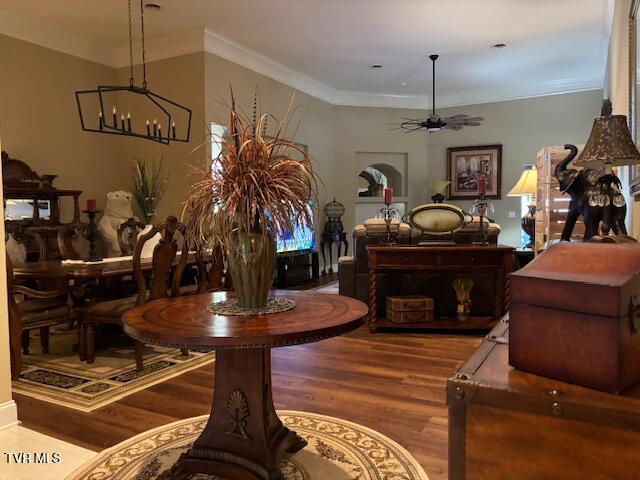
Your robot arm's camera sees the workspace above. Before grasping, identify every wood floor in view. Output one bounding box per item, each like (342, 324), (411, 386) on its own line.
(12, 276), (482, 480)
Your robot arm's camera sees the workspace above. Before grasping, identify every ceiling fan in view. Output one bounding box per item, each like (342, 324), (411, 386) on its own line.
(397, 55), (484, 133)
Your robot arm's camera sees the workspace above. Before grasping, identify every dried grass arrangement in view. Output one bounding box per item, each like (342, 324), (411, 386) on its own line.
(182, 89), (318, 308)
(452, 277), (474, 321)
(130, 157), (169, 225)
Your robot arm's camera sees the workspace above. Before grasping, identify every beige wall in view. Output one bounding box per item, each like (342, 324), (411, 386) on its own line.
(428, 90), (603, 246)
(0, 32), (604, 250)
(334, 90), (603, 247)
(333, 105), (432, 234)
(607, 0), (631, 115)
(0, 35), (121, 221)
(0, 136), (16, 427)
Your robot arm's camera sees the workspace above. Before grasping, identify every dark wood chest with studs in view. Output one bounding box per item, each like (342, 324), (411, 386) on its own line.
(447, 317), (640, 479)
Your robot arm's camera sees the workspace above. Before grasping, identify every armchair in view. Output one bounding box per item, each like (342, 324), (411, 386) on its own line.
(6, 255), (77, 380)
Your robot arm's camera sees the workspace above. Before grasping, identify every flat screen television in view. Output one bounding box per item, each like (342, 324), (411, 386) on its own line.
(272, 204), (315, 254)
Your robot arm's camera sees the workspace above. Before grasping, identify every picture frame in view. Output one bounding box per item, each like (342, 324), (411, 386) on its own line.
(447, 144), (502, 200)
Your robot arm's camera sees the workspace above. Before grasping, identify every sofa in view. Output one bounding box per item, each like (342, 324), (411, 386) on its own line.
(338, 214), (500, 303)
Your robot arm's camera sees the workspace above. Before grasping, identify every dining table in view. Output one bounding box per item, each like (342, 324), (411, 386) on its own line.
(122, 289), (368, 480)
(12, 252), (201, 282)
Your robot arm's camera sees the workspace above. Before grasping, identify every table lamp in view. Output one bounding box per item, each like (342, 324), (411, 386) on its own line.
(431, 180), (451, 203)
(508, 164), (537, 248)
(574, 100), (640, 172)
(573, 99), (640, 239)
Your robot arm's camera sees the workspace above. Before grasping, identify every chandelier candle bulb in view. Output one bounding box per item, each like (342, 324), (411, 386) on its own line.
(98, 111), (103, 131)
(477, 175), (487, 195)
(146, 119), (150, 136)
(384, 187), (393, 205)
(120, 114), (125, 130)
(153, 119), (157, 137)
(127, 112), (132, 131)
(158, 124), (162, 139)
(112, 106), (117, 127)
(172, 122), (176, 139)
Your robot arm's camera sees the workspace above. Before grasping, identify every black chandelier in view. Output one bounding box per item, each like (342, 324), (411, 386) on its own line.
(75, 0), (191, 145)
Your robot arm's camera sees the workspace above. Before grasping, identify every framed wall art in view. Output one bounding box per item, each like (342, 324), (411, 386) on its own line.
(447, 144), (502, 199)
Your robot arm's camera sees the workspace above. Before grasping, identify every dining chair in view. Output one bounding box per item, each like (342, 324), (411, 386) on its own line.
(80, 215), (190, 371)
(57, 222), (92, 260)
(191, 245), (226, 294)
(6, 254), (77, 380)
(5, 222), (45, 265)
(116, 218), (146, 255)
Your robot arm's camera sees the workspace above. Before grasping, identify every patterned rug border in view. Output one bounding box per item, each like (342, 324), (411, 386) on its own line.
(12, 354), (215, 413)
(66, 410), (429, 480)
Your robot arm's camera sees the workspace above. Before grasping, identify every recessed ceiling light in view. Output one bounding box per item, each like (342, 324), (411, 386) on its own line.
(144, 2), (162, 10)
(370, 64), (383, 69)
(399, 82), (407, 87)
(491, 42), (507, 49)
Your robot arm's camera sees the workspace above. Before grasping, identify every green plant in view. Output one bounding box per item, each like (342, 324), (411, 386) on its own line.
(130, 157), (168, 224)
(182, 89), (318, 252)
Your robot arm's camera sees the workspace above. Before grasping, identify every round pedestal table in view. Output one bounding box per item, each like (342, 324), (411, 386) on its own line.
(122, 290), (368, 480)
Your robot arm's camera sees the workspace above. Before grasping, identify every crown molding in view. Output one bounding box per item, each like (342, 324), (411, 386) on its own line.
(203, 28), (335, 104)
(0, 9), (606, 109)
(332, 82), (603, 110)
(111, 27), (205, 69)
(0, 10), (116, 66)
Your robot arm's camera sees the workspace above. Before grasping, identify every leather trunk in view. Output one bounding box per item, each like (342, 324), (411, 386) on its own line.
(447, 318), (640, 480)
(509, 242), (640, 393)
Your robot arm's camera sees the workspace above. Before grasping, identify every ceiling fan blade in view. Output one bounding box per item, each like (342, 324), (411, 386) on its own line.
(444, 124), (464, 130)
(464, 122), (482, 126)
(463, 116), (484, 122)
(448, 113), (468, 120)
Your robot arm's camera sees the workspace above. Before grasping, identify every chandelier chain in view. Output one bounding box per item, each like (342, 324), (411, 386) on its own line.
(128, 0), (134, 86)
(140, 0), (148, 89)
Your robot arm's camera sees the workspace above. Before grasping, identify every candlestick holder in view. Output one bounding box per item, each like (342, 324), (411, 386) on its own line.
(376, 204), (400, 244)
(83, 209), (103, 262)
(471, 194), (492, 245)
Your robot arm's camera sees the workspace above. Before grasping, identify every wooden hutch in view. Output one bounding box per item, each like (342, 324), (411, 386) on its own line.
(2, 151), (82, 260)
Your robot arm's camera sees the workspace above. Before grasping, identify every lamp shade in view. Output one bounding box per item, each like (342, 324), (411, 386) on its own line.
(508, 165), (537, 196)
(574, 114), (640, 167)
(432, 180), (451, 195)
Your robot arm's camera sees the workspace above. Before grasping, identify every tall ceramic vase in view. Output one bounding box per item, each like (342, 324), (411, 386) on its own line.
(227, 227), (276, 309)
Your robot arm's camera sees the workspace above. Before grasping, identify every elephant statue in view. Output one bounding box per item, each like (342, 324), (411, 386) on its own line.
(555, 144), (627, 241)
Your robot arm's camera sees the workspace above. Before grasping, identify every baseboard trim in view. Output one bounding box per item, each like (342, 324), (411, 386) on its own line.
(0, 400), (19, 431)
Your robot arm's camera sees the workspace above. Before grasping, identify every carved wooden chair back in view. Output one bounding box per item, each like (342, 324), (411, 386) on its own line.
(117, 218), (145, 256)
(57, 222), (93, 260)
(195, 245), (225, 293)
(5, 223), (45, 265)
(133, 215), (189, 306)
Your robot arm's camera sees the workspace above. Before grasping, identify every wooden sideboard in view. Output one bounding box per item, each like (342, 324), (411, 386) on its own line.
(447, 319), (640, 479)
(366, 244), (513, 332)
(3, 151), (82, 260)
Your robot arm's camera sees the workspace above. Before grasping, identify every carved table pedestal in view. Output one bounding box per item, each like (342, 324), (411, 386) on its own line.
(122, 290), (368, 480)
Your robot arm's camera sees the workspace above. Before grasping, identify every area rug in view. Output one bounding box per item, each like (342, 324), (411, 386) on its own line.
(309, 279), (339, 295)
(12, 327), (215, 412)
(66, 411), (429, 480)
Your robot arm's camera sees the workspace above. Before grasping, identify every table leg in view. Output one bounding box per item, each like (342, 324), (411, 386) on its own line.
(163, 348), (306, 480)
(368, 269), (377, 333)
(320, 240), (327, 275)
(328, 242), (334, 273)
